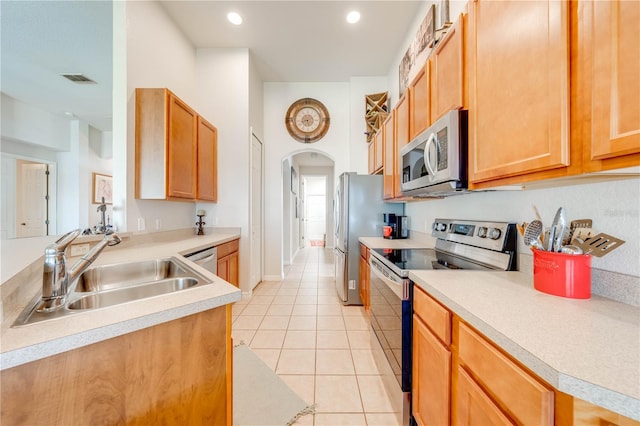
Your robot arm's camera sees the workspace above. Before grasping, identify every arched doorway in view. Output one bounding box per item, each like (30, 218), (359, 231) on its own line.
(281, 150), (334, 264)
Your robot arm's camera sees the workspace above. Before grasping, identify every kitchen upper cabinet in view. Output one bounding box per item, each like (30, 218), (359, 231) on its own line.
(578, 0), (640, 172)
(430, 13), (465, 123)
(393, 93), (410, 198)
(468, 0), (570, 185)
(409, 63), (431, 140)
(382, 112), (396, 199)
(197, 117), (218, 202)
(368, 141), (375, 174)
(374, 129), (384, 173)
(136, 88), (217, 201)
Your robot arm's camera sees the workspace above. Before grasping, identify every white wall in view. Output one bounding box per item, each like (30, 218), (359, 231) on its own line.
(124, 1), (197, 233)
(194, 48), (252, 292)
(0, 94), (71, 151)
(263, 82), (349, 279)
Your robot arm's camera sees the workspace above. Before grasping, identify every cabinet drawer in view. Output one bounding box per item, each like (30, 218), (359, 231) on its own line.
(359, 243), (369, 261)
(217, 239), (239, 258)
(413, 286), (451, 345)
(458, 322), (553, 426)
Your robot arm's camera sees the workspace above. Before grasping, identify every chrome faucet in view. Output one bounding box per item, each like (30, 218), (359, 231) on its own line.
(39, 229), (121, 311)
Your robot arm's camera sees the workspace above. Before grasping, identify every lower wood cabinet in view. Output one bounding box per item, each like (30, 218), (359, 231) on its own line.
(217, 239), (239, 286)
(1, 306), (232, 425)
(456, 366), (515, 426)
(412, 286), (452, 426)
(358, 243), (370, 310)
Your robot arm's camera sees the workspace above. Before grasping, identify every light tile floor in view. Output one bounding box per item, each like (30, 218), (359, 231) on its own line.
(232, 247), (401, 426)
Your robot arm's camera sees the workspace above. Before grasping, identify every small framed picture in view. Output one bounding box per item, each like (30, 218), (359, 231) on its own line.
(92, 173), (113, 204)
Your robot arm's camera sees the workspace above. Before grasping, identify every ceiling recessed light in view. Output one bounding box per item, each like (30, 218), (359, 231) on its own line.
(227, 12), (243, 25)
(346, 11), (360, 24)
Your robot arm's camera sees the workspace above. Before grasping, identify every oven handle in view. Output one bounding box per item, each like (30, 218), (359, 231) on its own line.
(424, 132), (438, 182)
(369, 258), (403, 299)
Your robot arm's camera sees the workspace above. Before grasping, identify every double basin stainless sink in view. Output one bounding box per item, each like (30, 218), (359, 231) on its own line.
(13, 257), (213, 327)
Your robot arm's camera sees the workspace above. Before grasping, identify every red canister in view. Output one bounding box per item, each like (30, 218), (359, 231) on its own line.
(533, 250), (592, 299)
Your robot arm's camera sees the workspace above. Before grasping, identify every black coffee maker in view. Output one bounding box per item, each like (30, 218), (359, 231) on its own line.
(383, 213), (409, 239)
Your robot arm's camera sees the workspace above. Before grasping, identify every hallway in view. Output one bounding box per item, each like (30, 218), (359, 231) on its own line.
(232, 247), (401, 425)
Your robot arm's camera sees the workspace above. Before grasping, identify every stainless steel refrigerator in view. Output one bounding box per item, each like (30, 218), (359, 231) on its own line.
(334, 172), (404, 305)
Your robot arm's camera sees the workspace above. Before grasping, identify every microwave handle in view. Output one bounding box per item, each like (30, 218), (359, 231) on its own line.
(424, 132), (438, 182)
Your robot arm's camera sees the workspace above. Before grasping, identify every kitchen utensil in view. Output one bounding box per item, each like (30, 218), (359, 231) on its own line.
(552, 207), (567, 252)
(573, 233), (626, 257)
(532, 204), (543, 221)
(516, 222), (527, 238)
(524, 220), (544, 250)
(566, 219), (593, 245)
(571, 227), (594, 245)
(560, 245), (584, 255)
(547, 207), (563, 251)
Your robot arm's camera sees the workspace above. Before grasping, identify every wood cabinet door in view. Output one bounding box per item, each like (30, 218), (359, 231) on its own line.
(368, 141), (375, 174)
(412, 314), (451, 426)
(456, 366), (515, 426)
(468, 0), (570, 183)
(394, 96), (410, 197)
(431, 14), (465, 122)
(382, 111), (396, 199)
(167, 94), (197, 199)
(217, 255), (229, 282)
(585, 0), (640, 164)
(197, 117), (217, 202)
(409, 63), (431, 140)
(228, 252), (239, 286)
(359, 254), (367, 309)
(374, 130), (384, 172)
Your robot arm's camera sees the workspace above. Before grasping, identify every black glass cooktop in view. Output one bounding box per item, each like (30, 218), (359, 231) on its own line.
(371, 248), (437, 272)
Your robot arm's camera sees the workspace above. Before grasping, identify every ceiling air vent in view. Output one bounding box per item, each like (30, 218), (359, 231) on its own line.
(61, 73), (97, 84)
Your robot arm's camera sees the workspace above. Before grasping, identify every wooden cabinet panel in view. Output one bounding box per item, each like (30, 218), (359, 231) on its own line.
(197, 117), (218, 202)
(167, 94), (197, 199)
(457, 321), (553, 426)
(217, 239), (239, 287)
(358, 245), (370, 311)
(393, 94), (410, 197)
(409, 64), (431, 140)
(374, 130), (384, 173)
(468, 0), (570, 183)
(1, 307), (231, 425)
(431, 14), (465, 122)
(382, 111), (396, 199)
(582, 0), (640, 167)
(456, 366), (515, 426)
(413, 286), (451, 345)
(368, 141), (375, 174)
(412, 313), (451, 426)
(136, 88), (217, 201)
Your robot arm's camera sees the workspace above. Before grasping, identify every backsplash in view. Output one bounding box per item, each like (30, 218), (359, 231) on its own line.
(406, 177), (640, 277)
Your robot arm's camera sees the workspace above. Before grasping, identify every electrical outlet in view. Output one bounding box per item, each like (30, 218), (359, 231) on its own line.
(155, 218), (162, 230)
(137, 218), (146, 231)
(70, 243), (90, 257)
(213, 217), (218, 225)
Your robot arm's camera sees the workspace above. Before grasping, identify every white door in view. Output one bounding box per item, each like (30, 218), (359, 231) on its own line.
(249, 133), (263, 291)
(16, 161), (48, 238)
(304, 176), (327, 246)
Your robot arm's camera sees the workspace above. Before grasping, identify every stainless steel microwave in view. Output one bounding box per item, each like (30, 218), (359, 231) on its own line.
(400, 109), (468, 197)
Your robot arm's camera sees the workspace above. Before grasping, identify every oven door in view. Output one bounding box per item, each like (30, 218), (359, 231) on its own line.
(369, 256), (412, 424)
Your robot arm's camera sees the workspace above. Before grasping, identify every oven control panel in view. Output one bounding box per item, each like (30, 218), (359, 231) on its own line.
(432, 219), (516, 252)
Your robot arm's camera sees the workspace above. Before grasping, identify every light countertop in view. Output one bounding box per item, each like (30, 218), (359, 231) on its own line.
(360, 238), (640, 421)
(0, 229), (242, 371)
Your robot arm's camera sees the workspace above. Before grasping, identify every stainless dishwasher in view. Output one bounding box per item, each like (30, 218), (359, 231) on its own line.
(185, 246), (218, 274)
